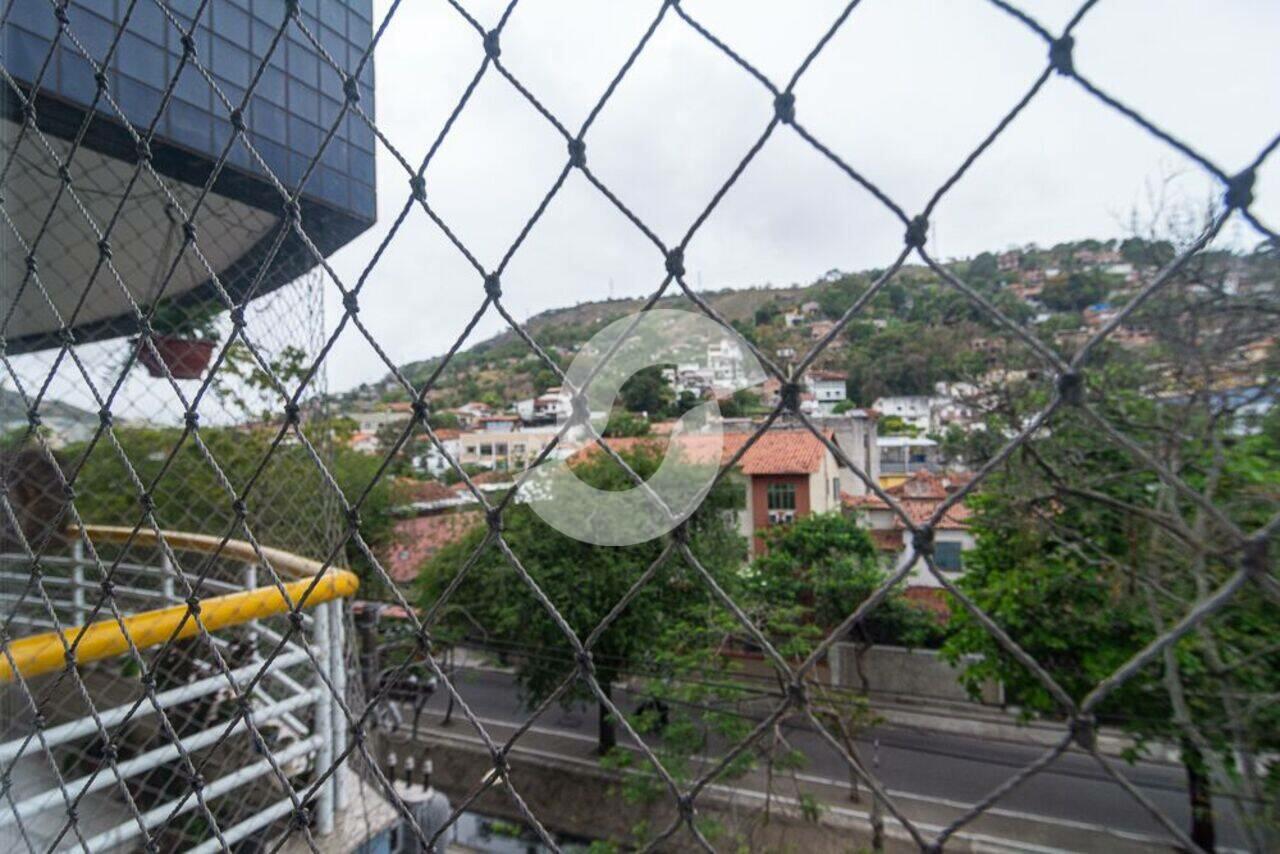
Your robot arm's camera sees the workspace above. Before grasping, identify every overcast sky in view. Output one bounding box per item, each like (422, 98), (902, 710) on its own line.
(318, 0), (1278, 392)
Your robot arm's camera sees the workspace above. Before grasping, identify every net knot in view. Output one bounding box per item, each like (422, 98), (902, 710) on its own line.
(289, 610), (305, 630)
(57, 164), (72, 185)
(232, 498), (247, 518)
(135, 136), (152, 163)
(786, 679), (807, 706)
(185, 596), (202, 616)
(677, 792), (695, 821)
(20, 100), (36, 125)
(181, 221), (197, 243)
(568, 138), (586, 169)
(1049, 35), (1075, 75)
(665, 247), (685, 278)
(24, 254), (37, 274)
(1224, 169), (1255, 211)
(342, 291), (360, 314)
(290, 807), (310, 830)
(97, 238), (112, 260)
(180, 33), (196, 58)
(343, 74), (361, 104)
(98, 407), (113, 427)
(780, 381), (801, 412)
(138, 492), (154, 512)
(58, 326), (75, 346)
(912, 526), (935, 556)
(54, 5), (69, 26)
(575, 650), (595, 676)
(904, 214), (929, 249)
(346, 506), (362, 529)
(486, 507), (504, 532)
(483, 29), (501, 60)
(1070, 714), (1096, 750)
(1057, 370), (1084, 405)
(773, 91), (796, 124)
(284, 401), (301, 425)
(229, 305), (246, 327)
(411, 399), (429, 422)
(99, 579), (114, 597)
(26, 408), (41, 427)
(484, 273), (502, 300)
(409, 173), (426, 202)
(284, 199), (302, 224)
(229, 107), (246, 132)
(94, 70), (108, 93)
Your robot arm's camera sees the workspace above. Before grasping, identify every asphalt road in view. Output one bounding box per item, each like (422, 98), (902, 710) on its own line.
(399, 665), (1248, 851)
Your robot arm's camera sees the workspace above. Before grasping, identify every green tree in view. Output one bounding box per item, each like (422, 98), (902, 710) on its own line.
(602, 408), (651, 438)
(418, 446), (746, 755)
(944, 382), (1280, 850)
(618, 365), (673, 416)
(967, 252), (999, 283)
(1039, 269), (1117, 312)
(746, 512), (942, 812)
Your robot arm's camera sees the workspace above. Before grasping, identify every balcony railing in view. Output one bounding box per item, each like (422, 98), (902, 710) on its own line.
(0, 526), (357, 852)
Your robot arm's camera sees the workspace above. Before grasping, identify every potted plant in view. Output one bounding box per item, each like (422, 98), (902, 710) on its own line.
(136, 299), (223, 380)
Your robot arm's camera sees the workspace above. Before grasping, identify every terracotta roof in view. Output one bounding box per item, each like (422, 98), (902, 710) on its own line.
(808, 369), (847, 381)
(841, 469), (973, 530)
(738, 429), (830, 475)
(383, 511), (482, 583)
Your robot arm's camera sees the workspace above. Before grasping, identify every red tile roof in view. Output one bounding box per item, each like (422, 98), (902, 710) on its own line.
(738, 429), (830, 475)
(383, 511), (482, 583)
(841, 470), (973, 530)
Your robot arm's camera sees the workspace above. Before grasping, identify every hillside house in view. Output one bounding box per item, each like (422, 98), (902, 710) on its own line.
(878, 436), (940, 486)
(810, 320), (837, 340)
(449, 401), (493, 428)
(458, 425), (558, 471)
(411, 428), (461, 477)
(738, 429), (844, 554)
(805, 370), (848, 413)
(843, 470), (975, 598)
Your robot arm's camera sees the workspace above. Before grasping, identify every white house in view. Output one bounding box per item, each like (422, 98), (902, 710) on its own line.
(843, 470), (975, 591)
(872, 395), (935, 433)
(805, 370), (847, 414)
(413, 428), (461, 477)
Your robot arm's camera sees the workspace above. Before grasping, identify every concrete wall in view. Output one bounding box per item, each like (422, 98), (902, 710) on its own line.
(829, 642), (1002, 706)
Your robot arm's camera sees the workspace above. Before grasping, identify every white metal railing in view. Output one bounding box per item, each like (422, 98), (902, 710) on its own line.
(0, 529), (354, 852)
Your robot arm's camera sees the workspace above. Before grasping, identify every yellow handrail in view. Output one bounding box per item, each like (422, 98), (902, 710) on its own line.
(1, 525), (358, 682)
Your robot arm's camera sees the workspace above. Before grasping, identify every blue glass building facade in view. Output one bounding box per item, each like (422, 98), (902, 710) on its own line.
(2, 0), (376, 351)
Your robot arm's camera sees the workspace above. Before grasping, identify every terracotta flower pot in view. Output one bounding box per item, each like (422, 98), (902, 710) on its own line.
(137, 336), (216, 380)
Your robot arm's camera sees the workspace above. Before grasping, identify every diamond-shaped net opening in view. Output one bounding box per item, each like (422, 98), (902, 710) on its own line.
(2, 0), (1277, 852)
